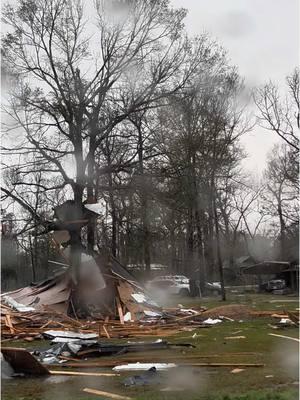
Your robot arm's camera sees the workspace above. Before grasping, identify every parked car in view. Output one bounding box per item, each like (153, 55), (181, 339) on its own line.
(260, 279), (286, 292)
(146, 275), (190, 297)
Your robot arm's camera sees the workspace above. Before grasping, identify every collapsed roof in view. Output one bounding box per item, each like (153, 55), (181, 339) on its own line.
(3, 233), (160, 322)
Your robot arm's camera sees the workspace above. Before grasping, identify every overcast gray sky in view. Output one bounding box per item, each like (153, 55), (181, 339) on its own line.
(171, 0), (299, 174)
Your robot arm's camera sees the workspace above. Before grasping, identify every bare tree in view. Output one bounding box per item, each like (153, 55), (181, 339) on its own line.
(1, 0), (202, 253)
(218, 176), (264, 266)
(153, 63), (250, 300)
(254, 68), (299, 152)
(262, 144), (299, 259)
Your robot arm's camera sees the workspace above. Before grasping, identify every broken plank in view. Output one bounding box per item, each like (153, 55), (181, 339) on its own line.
(268, 333), (300, 343)
(180, 363), (264, 367)
(5, 315), (15, 334)
(103, 325), (111, 339)
(224, 336), (246, 340)
(83, 388), (132, 400)
(173, 313), (203, 322)
(49, 370), (118, 377)
(116, 297), (124, 325)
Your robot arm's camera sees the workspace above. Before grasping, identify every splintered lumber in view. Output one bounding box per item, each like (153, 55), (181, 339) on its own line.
(268, 333), (300, 343)
(182, 363), (264, 367)
(173, 312), (203, 322)
(102, 325), (111, 339)
(116, 297), (124, 325)
(224, 336), (246, 340)
(49, 370), (119, 377)
(250, 311), (286, 317)
(287, 311), (300, 325)
(5, 315), (15, 334)
(43, 306), (83, 326)
(83, 388), (132, 400)
(270, 314), (289, 319)
(58, 355), (82, 362)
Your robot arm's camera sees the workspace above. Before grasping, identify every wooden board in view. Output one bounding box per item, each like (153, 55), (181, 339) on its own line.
(49, 370), (118, 377)
(83, 388), (132, 400)
(116, 297), (124, 325)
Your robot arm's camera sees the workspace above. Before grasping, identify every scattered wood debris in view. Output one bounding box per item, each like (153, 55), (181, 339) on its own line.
(201, 304), (251, 319)
(1, 302), (210, 341)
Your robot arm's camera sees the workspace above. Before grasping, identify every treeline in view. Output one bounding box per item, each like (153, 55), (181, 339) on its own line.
(1, 0), (299, 293)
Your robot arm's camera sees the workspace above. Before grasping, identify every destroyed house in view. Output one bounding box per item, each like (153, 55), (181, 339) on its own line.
(2, 249), (161, 322)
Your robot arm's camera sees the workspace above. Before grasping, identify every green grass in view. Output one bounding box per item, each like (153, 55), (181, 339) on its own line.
(2, 293), (299, 400)
(175, 293), (299, 312)
(208, 389), (299, 400)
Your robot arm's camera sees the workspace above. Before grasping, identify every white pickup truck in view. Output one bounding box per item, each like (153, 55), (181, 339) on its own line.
(145, 275), (190, 297)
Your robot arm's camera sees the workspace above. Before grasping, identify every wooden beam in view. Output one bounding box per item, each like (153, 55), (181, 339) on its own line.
(116, 297), (124, 325)
(49, 370), (118, 377)
(83, 388), (132, 400)
(268, 333), (300, 342)
(103, 325), (111, 339)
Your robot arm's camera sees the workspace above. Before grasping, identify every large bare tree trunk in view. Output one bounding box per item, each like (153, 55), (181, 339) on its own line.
(210, 167), (226, 301)
(277, 195), (286, 259)
(195, 209), (205, 294)
(137, 120), (151, 275)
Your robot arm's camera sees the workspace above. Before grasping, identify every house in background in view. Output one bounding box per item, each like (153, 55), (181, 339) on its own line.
(222, 255), (257, 285)
(242, 261), (299, 293)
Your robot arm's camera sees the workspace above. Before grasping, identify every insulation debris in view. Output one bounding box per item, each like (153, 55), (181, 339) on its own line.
(131, 293), (159, 308)
(113, 362), (177, 371)
(203, 318), (223, 325)
(43, 330), (98, 341)
(3, 296), (36, 312)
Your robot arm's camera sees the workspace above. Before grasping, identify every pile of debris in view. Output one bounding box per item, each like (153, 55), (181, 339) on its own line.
(1, 300), (210, 341)
(1, 227), (211, 341)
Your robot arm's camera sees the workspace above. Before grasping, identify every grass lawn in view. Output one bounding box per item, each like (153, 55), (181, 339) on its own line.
(1, 293), (299, 400)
